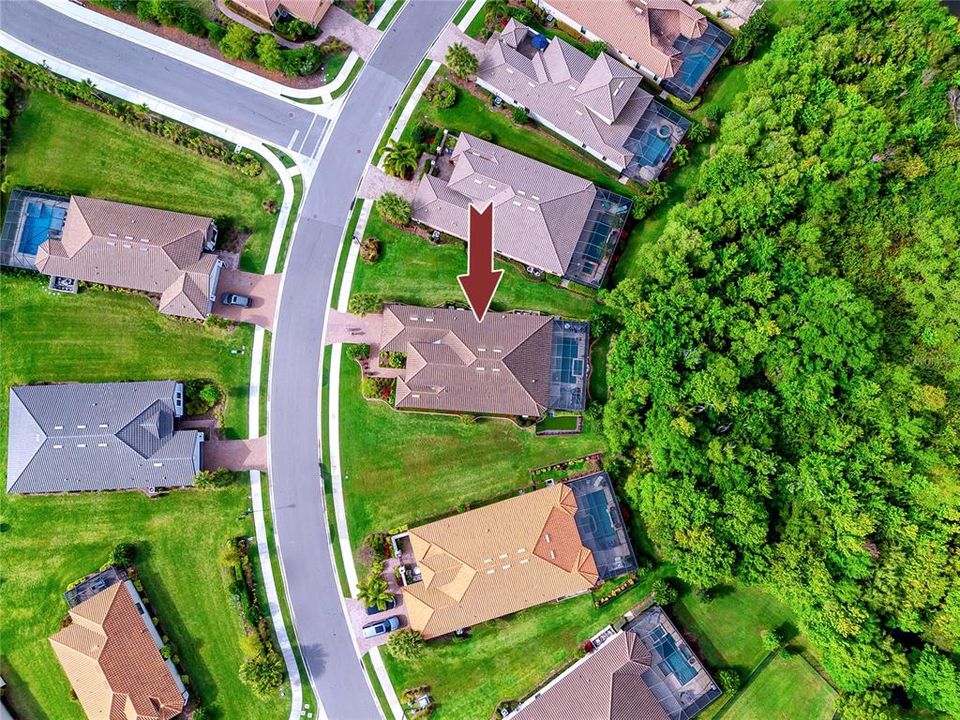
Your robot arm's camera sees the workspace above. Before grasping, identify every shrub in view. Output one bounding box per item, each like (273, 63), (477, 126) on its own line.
(512, 106), (528, 125)
(478, 130), (494, 142)
(345, 343), (371, 361)
(411, 121), (439, 148)
(672, 144), (689, 166)
(429, 79), (458, 110)
(348, 293), (383, 317)
(359, 237), (380, 263)
(717, 668), (741, 694)
(280, 43), (324, 77)
(686, 121), (710, 143)
(199, 382), (220, 407)
(220, 23), (257, 61)
(363, 531), (390, 560)
(256, 34), (284, 72)
(360, 376), (392, 399)
(239, 652), (284, 697)
(192, 708), (210, 720)
(354, 0), (374, 22)
(239, 632), (264, 659)
(651, 578), (678, 605)
(194, 467), (236, 489)
(205, 20), (227, 43)
(586, 40), (607, 59)
(274, 18), (316, 42)
(703, 104), (724, 125)
(219, 541), (241, 568)
(262, 199), (278, 214)
(445, 42), (478, 79)
(387, 629), (425, 660)
(761, 627), (784, 652)
(111, 542), (136, 567)
(378, 192), (412, 226)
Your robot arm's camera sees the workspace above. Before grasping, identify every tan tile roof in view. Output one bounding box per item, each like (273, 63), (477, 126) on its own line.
(35, 197), (216, 319)
(50, 583), (185, 720)
(411, 133), (597, 276)
(402, 483), (599, 639)
(546, 0), (707, 79)
(380, 304), (555, 417)
(477, 22), (656, 168)
(514, 631), (671, 720)
(232, 0), (331, 25)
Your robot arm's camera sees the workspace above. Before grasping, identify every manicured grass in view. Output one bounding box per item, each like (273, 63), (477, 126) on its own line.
(535, 414), (580, 431)
(589, 334), (610, 404)
(2, 91), (282, 274)
(464, 6), (488, 39)
(275, 173), (304, 273)
(321, 345), (352, 596)
(381, 569), (669, 720)
(329, 200), (364, 310)
(362, 653), (393, 717)
(339, 358), (607, 547)
(372, 59), (433, 164)
(374, 0), (406, 30)
(331, 58), (365, 100)
(400, 74), (631, 197)
(324, 52), (350, 84)
(355, 207), (597, 320)
(720, 654), (837, 720)
(451, 0), (478, 26)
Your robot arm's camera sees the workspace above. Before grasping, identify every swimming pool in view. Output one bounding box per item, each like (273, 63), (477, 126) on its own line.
(18, 201), (66, 255)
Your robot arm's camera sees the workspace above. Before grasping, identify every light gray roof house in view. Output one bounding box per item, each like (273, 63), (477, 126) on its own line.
(7, 381), (202, 494)
(35, 196), (222, 320)
(476, 19), (690, 184)
(412, 133), (632, 288)
(380, 304), (590, 417)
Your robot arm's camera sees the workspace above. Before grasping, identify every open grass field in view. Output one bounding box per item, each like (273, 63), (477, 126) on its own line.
(338, 357), (607, 548)
(382, 568), (670, 720)
(720, 654), (837, 720)
(354, 206), (598, 320)
(1, 91), (282, 273)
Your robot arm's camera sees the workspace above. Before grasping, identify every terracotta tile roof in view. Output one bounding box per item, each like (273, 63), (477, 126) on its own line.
(50, 582), (185, 720)
(411, 133), (598, 276)
(402, 483), (599, 639)
(477, 21), (661, 169)
(380, 304), (555, 417)
(232, 0), (331, 25)
(546, 0), (707, 79)
(513, 632), (670, 720)
(35, 197), (216, 319)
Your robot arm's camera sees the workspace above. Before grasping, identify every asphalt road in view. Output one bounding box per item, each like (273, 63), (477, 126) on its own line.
(268, 3), (459, 717)
(0, 0), (326, 152)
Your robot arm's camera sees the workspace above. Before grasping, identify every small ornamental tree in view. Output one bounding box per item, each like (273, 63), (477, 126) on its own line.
(348, 293), (384, 317)
(239, 651), (284, 697)
(512, 106), (529, 125)
(378, 192), (413, 226)
(256, 34), (284, 71)
(382, 140), (419, 179)
(586, 40), (607, 59)
(220, 23), (257, 61)
(651, 578), (678, 606)
(387, 629), (425, 660)
(112, 542), (136, 567)
(761, 627), (785, 652)
(717, 668), (741, 694)
(445, 43), (478, 79)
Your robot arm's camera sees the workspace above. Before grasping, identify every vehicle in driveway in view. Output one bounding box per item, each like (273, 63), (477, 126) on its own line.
(362, 616), (401, 638)
(365, 596), (397, 615)
(221, 292), (251, 307)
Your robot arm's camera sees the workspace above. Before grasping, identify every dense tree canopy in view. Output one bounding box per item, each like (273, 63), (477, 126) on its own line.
(603, 0), (960, 714)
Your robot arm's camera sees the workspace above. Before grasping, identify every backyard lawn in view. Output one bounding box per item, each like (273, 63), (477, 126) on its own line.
(720, 654), (838, 720)
(354, 205), (598, 320)
(1, 90), (282, 273)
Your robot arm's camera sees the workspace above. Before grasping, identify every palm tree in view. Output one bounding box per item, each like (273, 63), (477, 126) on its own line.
(382, 140), (418, 179)
(446, 43), (479, 80)
(357, 575), (393, 611)
(485, 0), (509, 28)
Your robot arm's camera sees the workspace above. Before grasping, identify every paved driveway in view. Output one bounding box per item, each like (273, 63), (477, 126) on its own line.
(203, 437), (269, 472)
(347, 558), (410, 653)
(320, 5), (382, 60)
(212, 269), (280, 330)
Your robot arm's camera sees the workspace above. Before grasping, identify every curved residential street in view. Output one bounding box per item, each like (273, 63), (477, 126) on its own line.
(0, 1), (458, 717)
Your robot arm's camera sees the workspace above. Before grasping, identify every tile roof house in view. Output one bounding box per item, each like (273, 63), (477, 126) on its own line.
(539, 0), (732, 101)
(477, 20), (690, 183)
(412, 133), (632, 287)
(231, 0), (332, 26)
(50, 580), (187, 720)
(399, 473), (637, 639)
(511, 607), (722, 720)
(35, 196), (222, 320)
(6, 381), (201, 494)
(379, 304), (589, 417)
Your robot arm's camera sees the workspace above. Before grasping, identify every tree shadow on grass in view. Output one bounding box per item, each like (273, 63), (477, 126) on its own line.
(2, 662), (49, 720)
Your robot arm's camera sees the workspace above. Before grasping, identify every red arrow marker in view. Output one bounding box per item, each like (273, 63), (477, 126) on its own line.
(458, 203), (503, 323)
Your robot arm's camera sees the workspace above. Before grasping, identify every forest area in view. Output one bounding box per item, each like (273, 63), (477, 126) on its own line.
(602, 0), (960, 717)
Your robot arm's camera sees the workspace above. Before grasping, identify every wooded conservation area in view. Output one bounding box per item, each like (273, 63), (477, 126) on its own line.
(601, 0), (960, 716)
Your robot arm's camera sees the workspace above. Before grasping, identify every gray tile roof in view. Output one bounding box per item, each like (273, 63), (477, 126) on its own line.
(477, 20), (659, 169)
(380, 304), (556, 417)
(35, 197), (217, 320)
(7, 381), (200, 494)
(412, 133), (598, 276)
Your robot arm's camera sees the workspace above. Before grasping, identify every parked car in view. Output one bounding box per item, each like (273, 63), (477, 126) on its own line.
(362, 616), (401, 638)
(220, 292), (251, 307)
(365, 595), (397, 615)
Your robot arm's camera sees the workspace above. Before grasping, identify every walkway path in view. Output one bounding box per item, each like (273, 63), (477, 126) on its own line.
(359, 164), (419, 201)
(427, 22), (486, 63)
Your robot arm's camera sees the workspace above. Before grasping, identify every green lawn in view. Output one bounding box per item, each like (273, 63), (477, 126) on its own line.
(2, 91), (282, 273)
(355, 206), (597, 320)
(721, 654), (837, 720)
(339, 357), (607, 548)
(381, 568), (669, 720)
(535, 414), (580, 431)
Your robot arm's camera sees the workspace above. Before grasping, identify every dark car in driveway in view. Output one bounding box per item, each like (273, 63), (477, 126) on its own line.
(365, 595), (397, 615)
(221, 292), (251, 307)
(362, 615), (401, 638)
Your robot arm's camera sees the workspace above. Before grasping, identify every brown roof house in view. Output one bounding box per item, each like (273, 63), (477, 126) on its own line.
(379, 304), (589, 417)
(537, 0), (732, 101)
(477, 20), (691, 184)
(50, 579), (188, 720)
(35, 196), (223, 320)
(510, 607), (721, 720)
(412, 133), (632, 287)
(231, 0), (332, 26)
(395, 472), (637, 639)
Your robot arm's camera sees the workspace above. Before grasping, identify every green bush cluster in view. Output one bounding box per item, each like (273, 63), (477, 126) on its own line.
(194, 467), (236, 489)
(428, 79), (458, 110)
(377, 192), (412, 226)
